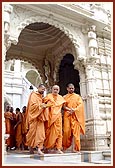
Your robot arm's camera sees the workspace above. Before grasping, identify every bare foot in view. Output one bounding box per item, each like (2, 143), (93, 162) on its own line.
(72, 149), (81, 154)
(57, 149), (63, 154)
(38, 149), (44, 155)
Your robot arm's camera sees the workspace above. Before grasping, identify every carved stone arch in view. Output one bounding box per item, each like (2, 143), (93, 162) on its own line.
(13, 15), (82, 85)
(16, 15), (80, 55)
(21, 58), (45, 81)
(5, 57), (44, 83)
(6, 57), (38, 70)
(25, 69), (42, 87)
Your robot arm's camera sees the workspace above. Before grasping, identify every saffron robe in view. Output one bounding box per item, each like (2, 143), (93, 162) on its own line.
(62, 93), (85, 151)
(15, 112), (22, 148)
(4, 111), (13, 147)
(4, 111), (16, 147)
(21, 112), (27, 148)
(43, 93), (65, 149)
(25, 91), (47, 149)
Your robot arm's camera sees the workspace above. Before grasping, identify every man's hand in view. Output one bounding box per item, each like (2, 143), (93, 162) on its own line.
(67, 108), (74, 114)
(40, 103), (53, 108)
(40, 103), (47, 108)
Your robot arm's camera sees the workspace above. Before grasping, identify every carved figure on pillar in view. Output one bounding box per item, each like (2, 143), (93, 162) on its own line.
(44, 58), (51, 85)
(88, 25), (98, 57)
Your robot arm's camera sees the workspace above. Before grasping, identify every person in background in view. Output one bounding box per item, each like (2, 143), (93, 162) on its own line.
(14, 108), (22, 150)
(9, 106), (16, 150)
(62, 83), (85, 153)
(21, 106), (28, 150)
(4, 105), (13, 151)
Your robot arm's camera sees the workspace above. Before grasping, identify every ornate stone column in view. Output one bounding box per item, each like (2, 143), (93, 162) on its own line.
(73, 59), (86, 99)
(3, 4), (13, 60)
(85, 60), (100, 118)
(14, 59), (21, 76)
(84, 58), (109, 150)
(3, 4), (13, 155)
(85, 25), (110, 150)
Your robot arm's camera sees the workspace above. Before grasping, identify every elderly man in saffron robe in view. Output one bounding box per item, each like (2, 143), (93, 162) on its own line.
(62, 83), (85, 152)
(43, 85), (66, 154)
(25, 84), (48, 155)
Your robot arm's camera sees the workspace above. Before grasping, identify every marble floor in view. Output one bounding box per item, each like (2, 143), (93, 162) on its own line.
(2, 150), (112, 166)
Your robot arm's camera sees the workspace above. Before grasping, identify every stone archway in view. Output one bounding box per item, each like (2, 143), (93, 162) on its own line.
(16, 16), (80, 52)
(26, 69), (42, 87)
(7, 14), (81, 64)
(5, 6), (86, 95)
(6, 20), (81, 87)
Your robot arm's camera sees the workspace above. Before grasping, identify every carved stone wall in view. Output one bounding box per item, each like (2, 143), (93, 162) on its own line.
(80, 35), (111, 150)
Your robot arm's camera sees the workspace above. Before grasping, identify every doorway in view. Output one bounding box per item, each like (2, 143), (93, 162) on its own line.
(58, 54), (80, 96)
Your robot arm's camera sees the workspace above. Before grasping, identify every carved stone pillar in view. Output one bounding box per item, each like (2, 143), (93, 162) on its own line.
(4, 4), (13, 60)
(3, 5), (13, 155)
(14, 60), (21, 76)
(85, 62), (100, 118)
(84, 58), (109, 150)
(73, 59), (86, 98)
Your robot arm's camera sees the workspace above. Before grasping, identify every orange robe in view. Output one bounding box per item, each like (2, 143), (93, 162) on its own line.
(26, 91), (47, 149)
(22, 112), (27, 149)
(62, 93), (85, 151)
(15, 112), (22, 148)
(43, 93), (65, 150)
(11, 112), (16, 147)
(4, 111), (13, 147)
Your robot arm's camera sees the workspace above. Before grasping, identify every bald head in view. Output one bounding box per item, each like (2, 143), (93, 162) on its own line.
(52, 85), (60, 95)
(67, 83), (75, 94)
(37, 83), (46, 94)
(5, 105), (10, 112)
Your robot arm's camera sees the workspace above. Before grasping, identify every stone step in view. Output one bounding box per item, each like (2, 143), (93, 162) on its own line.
(6, 150), (82, 164)
(31, 153), (81, 164)
(6, 150), (112, 164)
(102, 150), (111, 161)
(8, 150), (82, 162)
(81, 150), (111, 163)
(91, 160), (111, 164)
(81, 151), (104, 162)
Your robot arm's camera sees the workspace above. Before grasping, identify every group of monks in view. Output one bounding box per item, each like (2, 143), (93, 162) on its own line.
(4, 105), (27, 151)
(4, 83), (85, 155)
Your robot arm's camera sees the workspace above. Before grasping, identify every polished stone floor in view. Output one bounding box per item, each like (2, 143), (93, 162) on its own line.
(2, 150), (112, 166)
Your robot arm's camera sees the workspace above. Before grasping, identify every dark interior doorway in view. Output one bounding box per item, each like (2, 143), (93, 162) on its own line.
(58, 54), (80, 96)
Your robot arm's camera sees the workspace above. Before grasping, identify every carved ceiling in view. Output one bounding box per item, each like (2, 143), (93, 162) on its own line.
(6, 22), (73, 85)
(19, 22), (65, 47)
(6, 22), (70, 61)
